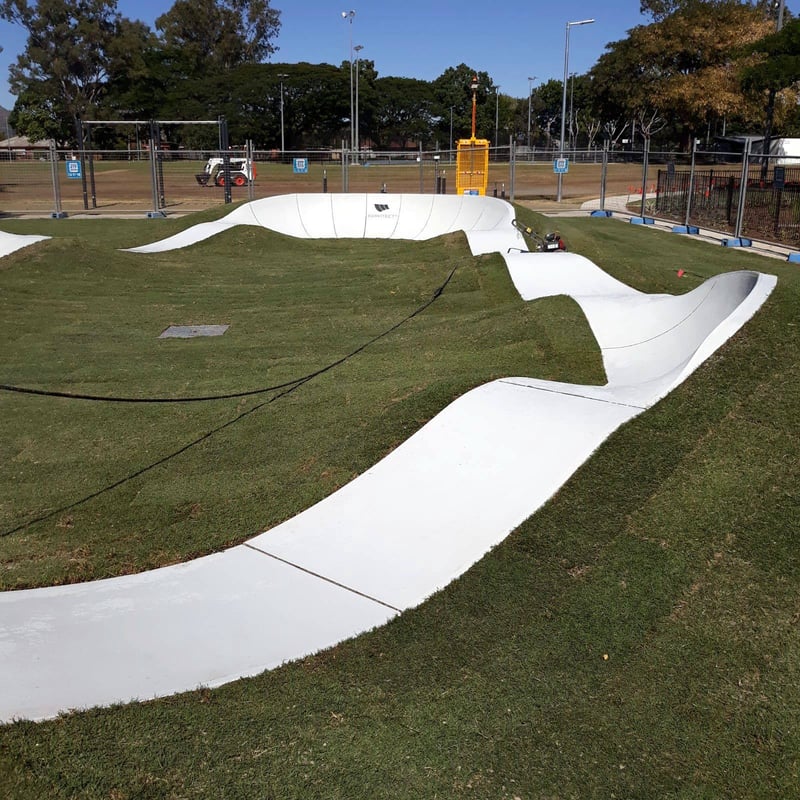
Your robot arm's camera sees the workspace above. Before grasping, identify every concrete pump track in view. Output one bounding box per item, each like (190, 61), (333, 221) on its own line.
(0, 194), (777, 722)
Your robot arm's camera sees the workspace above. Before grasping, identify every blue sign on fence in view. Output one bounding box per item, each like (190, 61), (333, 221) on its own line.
(553, 158), (569, 174)
(66, 160), (82, 179)
(293, 158), (308, 174)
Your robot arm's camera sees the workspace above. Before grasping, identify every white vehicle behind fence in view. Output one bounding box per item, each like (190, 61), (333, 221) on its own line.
(195, 157), (256, 187)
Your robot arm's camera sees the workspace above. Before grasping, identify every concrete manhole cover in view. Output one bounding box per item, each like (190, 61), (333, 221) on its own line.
(159, 324), (230, 339)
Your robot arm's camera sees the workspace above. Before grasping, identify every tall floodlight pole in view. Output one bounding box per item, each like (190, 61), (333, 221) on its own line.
(470, 75), (478, 138)
(558, 18), (594, 202)
(341, 10), (356, 157)
(527, 76), (536, 148)
(494, 86), (500, 149)
(354, 44), (363, 161)
(278, 73), (288, 154)
(569, 72), (576, 150)
(449, 106), (454, 156)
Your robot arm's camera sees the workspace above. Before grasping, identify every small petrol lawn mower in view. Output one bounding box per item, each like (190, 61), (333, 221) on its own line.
(510, 219), (567, 253)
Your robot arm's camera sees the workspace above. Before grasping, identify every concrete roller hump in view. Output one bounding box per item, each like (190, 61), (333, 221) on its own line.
(0, 194), (777, 722)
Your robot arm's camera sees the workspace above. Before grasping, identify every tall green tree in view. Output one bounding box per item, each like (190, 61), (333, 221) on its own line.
(1, 0), (152, 142)
(590, 1), (772, 148)
(740, 18), (800, 159)
(373, 76), (435, 148)
(155, 0), (281, 75)
(530, 79), (564, 149)
(431, 65), (496, 145)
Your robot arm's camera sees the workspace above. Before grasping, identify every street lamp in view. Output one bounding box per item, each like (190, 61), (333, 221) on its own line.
(278, 73), (288, 155)
(354, 44), (363, 161)
(341, 10), (356, 156)
(569, 72), (576, 150)
(494, 85), (500, 149)
(558, 18), (594, 202)
(449, 105), (454, 158)
(527, 76), (536, 149)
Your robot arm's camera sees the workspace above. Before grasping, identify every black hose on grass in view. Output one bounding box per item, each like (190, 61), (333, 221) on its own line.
(1, 265), (459, 538)
(1, 266), (458, 405)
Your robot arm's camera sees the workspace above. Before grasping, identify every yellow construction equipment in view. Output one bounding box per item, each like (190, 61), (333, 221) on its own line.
(455, 75), (489, 196)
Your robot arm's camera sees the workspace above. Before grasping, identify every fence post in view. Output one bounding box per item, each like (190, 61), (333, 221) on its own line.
(74, 118), (89, 210)
(86, 125), (97, 209)
(639, 137), (650, 217)
(219, 116), (232, 204)
(49, 141), (66, 218)
(734, 139), (750, 239)
(509, 136), (516, 202)
(773, 163), (784, 236)
(246, 139), (255, 202)
(146, 120), (165, 218)
(419, 142), (424, 193)
(599, 139), (608, 212)
(684, 139), (697, 228)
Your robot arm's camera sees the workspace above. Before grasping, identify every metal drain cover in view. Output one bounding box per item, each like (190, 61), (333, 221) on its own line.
(159, 324), (230, 339)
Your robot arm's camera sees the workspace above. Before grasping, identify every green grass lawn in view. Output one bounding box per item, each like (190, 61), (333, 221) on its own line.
(1, 207), (798, 798)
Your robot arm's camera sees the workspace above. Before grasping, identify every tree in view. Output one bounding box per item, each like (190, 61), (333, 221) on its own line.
(639, 0), (781, 22)
(529, 79), (563, 149)
(155, 0), (281, 75)
(373, 76), (435, 148)
(740, 18), (800, 166)
(590, 1), (772, 148)
(432, 65), (497, 144)
(1, 0), (152, 143)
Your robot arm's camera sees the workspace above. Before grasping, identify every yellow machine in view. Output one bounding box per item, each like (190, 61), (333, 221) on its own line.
(456, 138), (489, 196)
(455, 75), (489, 196)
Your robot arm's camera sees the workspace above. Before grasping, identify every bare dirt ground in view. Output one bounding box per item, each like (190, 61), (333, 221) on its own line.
(0, 159), (658, 217)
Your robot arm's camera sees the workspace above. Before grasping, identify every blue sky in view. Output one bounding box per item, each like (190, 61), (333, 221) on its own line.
(1, 0), (649, 112)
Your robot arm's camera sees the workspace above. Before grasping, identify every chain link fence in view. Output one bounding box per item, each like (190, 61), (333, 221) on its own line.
(2, 140), (798, 248)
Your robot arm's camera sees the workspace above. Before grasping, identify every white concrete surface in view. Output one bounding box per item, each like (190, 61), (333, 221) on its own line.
(0, 194), (776, 722)
(0, 230), (49, 258)
(125, 193), (524, 256)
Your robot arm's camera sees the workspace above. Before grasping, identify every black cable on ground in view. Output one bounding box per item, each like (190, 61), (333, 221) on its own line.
(1, 264), (459, 538)
(0, 266), (458, 405)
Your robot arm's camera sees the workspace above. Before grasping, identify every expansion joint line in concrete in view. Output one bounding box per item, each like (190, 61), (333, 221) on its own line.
(498, 379), (647, 411)
(243, 542), (402, 613)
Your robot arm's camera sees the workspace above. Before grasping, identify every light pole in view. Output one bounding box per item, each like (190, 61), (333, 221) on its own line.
(569, 72), (576, 150)
(494, 85), (500, 149)
(341, 10), (355, 156)
(278, 72), (288, 155)
(558, 18), (594, 202)
(354, 44), (363, 161)
(527, 76), (536, 149)
(449, 105), (454, 158)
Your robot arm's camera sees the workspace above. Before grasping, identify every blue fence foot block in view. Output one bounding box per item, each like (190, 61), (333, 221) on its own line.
(50, 211), (68, 219)
(687, 226), (700, 234)
(722, 238), (751, 247)
(631, 216), (655, 225)
(672, 225), (689, 233)
(146, 210), (168, 219)
(590, 209), (613, 217)
(787, 253), (800, 263)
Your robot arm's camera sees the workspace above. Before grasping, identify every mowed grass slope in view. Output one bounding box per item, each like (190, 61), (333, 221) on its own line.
(0, 207), (602, 588)
(1, 208), (799, 799)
